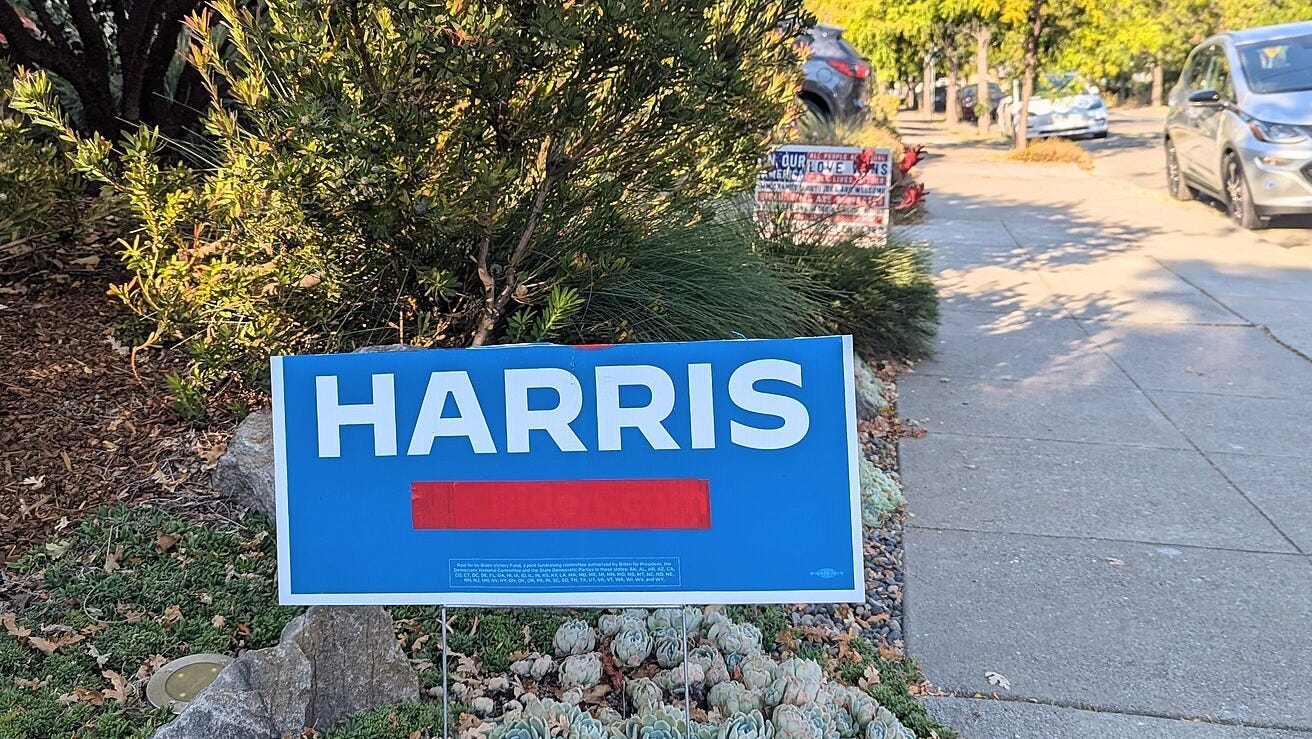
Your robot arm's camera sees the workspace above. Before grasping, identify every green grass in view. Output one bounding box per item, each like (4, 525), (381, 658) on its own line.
(1, 505), (297, 739)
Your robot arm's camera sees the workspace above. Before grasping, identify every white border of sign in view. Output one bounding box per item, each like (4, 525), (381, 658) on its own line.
(271, 337), (864, 606)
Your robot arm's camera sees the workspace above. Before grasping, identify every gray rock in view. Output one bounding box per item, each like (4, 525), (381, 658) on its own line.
(152, 607), (418, 739)
(153, 640), (312, 739)
(211, 410), (275, 519)
(280, 606), (419, 727)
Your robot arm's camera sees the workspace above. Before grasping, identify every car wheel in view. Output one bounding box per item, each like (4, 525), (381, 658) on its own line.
(1165, 139), (1194, 201)
(1091, 131), (1108, 139)
(1223, 152), (1264, 230)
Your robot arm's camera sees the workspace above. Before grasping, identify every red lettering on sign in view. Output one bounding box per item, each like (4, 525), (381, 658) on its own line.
(411, 479), (711, 530)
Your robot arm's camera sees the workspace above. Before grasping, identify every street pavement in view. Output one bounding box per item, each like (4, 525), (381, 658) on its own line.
(893, 112), (1312, 738)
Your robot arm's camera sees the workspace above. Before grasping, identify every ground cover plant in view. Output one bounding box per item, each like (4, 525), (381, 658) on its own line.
(1004, 138), (1093, 170)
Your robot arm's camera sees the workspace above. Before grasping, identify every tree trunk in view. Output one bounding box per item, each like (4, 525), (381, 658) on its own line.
(1016, 0), (1044, 150)
(946, 62), (960, 126)
(1151, 57), (1164, 107)
(921, 53), (935, 120)
(976, 27), (992, 135)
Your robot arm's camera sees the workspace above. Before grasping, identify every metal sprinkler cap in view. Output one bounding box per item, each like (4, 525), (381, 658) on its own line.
(145, 653), (234, 713)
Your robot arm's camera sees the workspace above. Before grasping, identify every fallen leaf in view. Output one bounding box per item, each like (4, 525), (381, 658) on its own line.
(44, 540), (71, 559)
(28, 632), (84, 655)
(985, 671), (1011, 690)
(102, 670), (132, 703)
(154, 532), (180, 553)
(2, 612), (32, 639)
(858, 665), (881, 689)
(161, 605), (183, 624)
(103, 544), (124, 573)
(57, 686), (105, 706)
(1105, 557), (1125, 566)
(133, 654), (169, 681)
(211, 614), (227, 629)
(20, 475), (45, 489)
(13, 676), (48, 689)
(71, 255), (101, 267)
(297, 273), (322, 288)
(87, 644), (111, 668)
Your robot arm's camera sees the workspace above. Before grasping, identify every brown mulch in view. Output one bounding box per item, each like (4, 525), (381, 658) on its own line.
(0, 258), (231, 562)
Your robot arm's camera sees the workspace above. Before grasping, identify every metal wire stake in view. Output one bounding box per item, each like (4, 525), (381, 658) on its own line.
(442, 605), (450, 739)
(680, 605), (692, 730)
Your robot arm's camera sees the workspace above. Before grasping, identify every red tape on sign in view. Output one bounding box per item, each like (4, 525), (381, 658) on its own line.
(411, 479), (711, 530)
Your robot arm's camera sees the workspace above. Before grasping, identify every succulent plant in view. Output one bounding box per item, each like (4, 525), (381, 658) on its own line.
(718, 710), (774, 739)
(648, 607), (704, 635)
(622, 706), (687, 739)
(829, 706), (858, 739)
(511, 657), (536, 678)
(771, 704), (832, 739)
(777, 658), (824, 683)
(569, 712), (610, 739)
(707, 621), (762, 659)
(655, 632), (684, 669)
(702, 609), (730, 632)
(521, 695), (581, 723)
(763, 676), (822, 708)
(834, 689), (880, 729)
(653, 664), (705, 694)
(622, 608), (650, 623)
(611, 625), (655, 667)
(490, 716), (551, 739)
(599, 613), (627, 637)
(688, 645), (731, 686)
(559, 653), (604, 689)
(596, 707), (623, 725)
(554, 618), (598, 656)
(690, 719), (721, 739)
(708, 681), (764, 715)
(531, 654), (555, 681)
(626, 677), (665, 712)
(859, 457), (904, 526)
(739, 655), (780, 691)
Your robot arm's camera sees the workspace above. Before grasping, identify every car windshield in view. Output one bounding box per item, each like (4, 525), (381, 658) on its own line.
(1238, 34), (1312, 93)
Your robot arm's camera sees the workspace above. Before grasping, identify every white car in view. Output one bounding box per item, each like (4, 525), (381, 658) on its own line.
(999, 73), (1109, 139)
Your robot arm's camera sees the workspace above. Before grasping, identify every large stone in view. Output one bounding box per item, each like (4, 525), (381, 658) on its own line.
(280, 606), (420, 728)
(152, 607), (418, 739)
(153, 640), (312, 739)
(211, 410), (275, 519)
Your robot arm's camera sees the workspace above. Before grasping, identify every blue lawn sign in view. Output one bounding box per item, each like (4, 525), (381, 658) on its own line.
(271, 336), (862, 606)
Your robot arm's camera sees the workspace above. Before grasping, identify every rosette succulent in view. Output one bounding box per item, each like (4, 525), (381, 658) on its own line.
(648, 607), (704, 635)
(531, 655), (555, 681)
(690, 719), (721, 739)
(833, 689), (879, 729)
(599, 614), (627, 638)
(688, 645), (731, 686)
(777, 658), (823, 683)
(859, 457), (904, 526)
(570, 714), (610, 739)
(739, 655), (781, 691)
(623, 706), (687, 739)
(763, 676), (822, 708)
(625, 677), (665, 712)
(707, 621), (762, 659)
(708, 681), (764, 715)
(718, 710), (774, 739)
(828, 707), (858, 739)
(490, 716), (551, 739)
(553, 618), (598, 656)
(655, 632), (684, 669)
(771, 704), (829, 739)
(863, 708), (913, 739)
(622, 608), (650, 623)
(559, 653), (604, 689)
(611, 625), (655, 667)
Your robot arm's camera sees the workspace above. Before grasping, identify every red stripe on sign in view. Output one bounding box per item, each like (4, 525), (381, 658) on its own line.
(411, 480), (710, 530)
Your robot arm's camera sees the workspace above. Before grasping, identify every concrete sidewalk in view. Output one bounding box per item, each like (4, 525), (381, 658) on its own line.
(895, 133), (1312, 738)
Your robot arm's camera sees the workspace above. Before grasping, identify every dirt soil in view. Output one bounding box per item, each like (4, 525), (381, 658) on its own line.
(0, 261), (228, 562)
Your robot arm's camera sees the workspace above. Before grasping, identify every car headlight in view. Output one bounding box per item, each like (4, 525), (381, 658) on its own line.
(1245, 117), (1310, 144)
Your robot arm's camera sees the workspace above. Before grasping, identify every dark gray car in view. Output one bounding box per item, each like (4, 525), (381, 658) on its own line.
(1165, 21), (1312, 229)
(797, 25), (870, 121)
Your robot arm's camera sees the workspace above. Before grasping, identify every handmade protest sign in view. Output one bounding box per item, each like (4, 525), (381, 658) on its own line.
(755, 144), (892, 245)
(272, 336), (861, 605)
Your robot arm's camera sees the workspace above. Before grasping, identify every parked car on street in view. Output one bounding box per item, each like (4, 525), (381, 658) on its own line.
(797, 25), (871, 120)
(998, 73), (1109, 139)
(1164, 21), (1312, 229)
(960, 82), (1005, 121)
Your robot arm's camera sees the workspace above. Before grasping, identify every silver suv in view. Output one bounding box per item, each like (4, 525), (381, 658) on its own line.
(1165, 21), (1312, 229)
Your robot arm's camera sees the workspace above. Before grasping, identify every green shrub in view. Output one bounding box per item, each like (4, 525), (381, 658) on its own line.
(760, 225), (938, 360)
(0, 63), (87, 279)
(790, 113), (906, 159)
(12, 0), (809, 398)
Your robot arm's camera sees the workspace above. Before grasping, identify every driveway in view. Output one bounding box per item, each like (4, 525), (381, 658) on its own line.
(895, 118), (1312, 738)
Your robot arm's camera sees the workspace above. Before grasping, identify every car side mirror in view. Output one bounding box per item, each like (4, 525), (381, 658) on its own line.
(1189, 89), (1223, 106)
